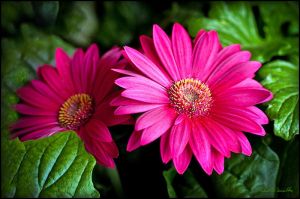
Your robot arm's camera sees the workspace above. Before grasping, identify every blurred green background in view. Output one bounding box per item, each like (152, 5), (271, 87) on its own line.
(1, 1), (299, 198)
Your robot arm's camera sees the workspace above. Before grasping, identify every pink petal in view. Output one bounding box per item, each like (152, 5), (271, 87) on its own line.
(14, 104), (56, 116)
(160, 131), (172, 163)
(193, 30), (221, 79)
(173, 145), (192, 175)
(169, 118), (190, 157)
(153, 24), (180, 81)
(84, 119), (113, 142)
(115, 76), (166, 92)
(193, 29), (206, 44)
(127, 130), (142, 152)
(121, 87), (169, 104)
(55, 48), (74, 92)
(10, 116), (58, 130)
(202, 118), (230, 157)
(140, 35), (171, 80)
(135, 106), (176, 131)
(189, 122), (213, 175)
(172, 23), (192, 78)
(212, 149), (224, 175)
(37, 65), (70, 99)
(83, 44), (99, 93)
(206, 51), (251, 85)
(11, 123), (60, 138)
(211, 111), (263, 134)
(101, 141), (119, 158)
(124, 46), (171, 87)
(71, 48), (85, 92)
(215, 87), (272, 106)
(114, 104), (164, 115)
(140, 109), (177, 145)
(19, 126), (63, 141)
(235, 132), (252, 156)
(17, 85), (59, 109)
(30, 79), (63, 104)
(201, 44), (240, 81)
(174, 114), (185, 125)
(246, 106), (269, 124)
(210, 61), (261, 92)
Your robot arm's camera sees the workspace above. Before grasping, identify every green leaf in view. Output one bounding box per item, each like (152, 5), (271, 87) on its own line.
(187, 2), (298, 63)
(278, 139), (299, 197)
(32, 1), (59, 26)
(1, 131), (100, 198)
(55, 2), (98, 46)
(212, 143), (279, 197)
(259, 59), (299, 140)
(163, 167), (208, 198)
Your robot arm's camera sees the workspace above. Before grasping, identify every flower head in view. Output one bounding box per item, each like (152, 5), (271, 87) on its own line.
(11, 44), (132, 168)
(112, 23), (272, 174)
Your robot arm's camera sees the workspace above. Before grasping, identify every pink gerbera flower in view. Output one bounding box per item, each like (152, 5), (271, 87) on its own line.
(112, 23), (273, 174)
(11, 44), (132, 168)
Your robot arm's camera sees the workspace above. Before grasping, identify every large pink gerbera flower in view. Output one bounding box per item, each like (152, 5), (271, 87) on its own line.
(11, 44), (132, 168)
(112, 23), (273, 174)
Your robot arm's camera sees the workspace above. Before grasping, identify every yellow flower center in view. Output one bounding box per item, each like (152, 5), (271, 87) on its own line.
(168, 78), (212, 118)
(58, 93), (94, 130)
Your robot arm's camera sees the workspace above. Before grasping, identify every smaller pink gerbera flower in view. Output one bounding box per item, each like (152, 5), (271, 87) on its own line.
(10, 44), (132, 168)
(112, 23), (273, 175)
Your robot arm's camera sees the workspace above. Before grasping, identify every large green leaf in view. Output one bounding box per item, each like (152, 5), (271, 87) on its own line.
(188, 2), (298, 63)
(163, 167), (208, 198)
(259, 59), (299, 140)
(212, 143), (279, 197)
(1, 131), (100, 198)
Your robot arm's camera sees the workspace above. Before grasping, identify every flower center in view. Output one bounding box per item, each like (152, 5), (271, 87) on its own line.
(58, 93), (94, 130)
(168, 78), (212, 118)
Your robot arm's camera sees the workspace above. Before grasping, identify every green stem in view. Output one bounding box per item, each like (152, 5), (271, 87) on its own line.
(106, 167), (124, 198)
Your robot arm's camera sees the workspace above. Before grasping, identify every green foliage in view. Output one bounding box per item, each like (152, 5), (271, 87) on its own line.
(163, 167), (207, 198)
(259, 59), (299, 140)
(188, 2), (298, 63)
(1, 131), (99, 198)
(212, 143), (279, 197)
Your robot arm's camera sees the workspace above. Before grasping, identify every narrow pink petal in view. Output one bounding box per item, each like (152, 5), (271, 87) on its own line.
(55, 48), (74, 92)
(212, 149), (224, 175)
(98, 47), (121, 67)
(153, 24), (180, 81)
(174, 114), (185, 125)
(202, 118), (230, 157)
(246, 106), (269, 124)
(37, 65), (70, 99)
(193, 29), (206, 44)
(85, 119), (113, 142)
(173, 145), (192, 175)
(160, 131), (172, 163)
(124, 46), (171, 87)
(114, 104), (163, 115)
(30, 79), (63, 104)
(211, 111), (263, 134)
(110, 95), (151, 106)
(206, 51), (251, 85)
(140, 35), (172, 80)
(192, 31), (221, 79)
(140, 109), (177, 145)
(201, 44), (240, 81)
(235, 132), (252, 156)
(215, 87), (272, 106)
(71, 48), (85, 92)
(112, 68), (141, 77)
(127, 130), (142, 152)
(101, 141), (119, 158)
(169, 118), (190, 157)
(83, 44), (99, 93)
(189, 122), (213, 175)
(135, 106), (176, 131)
(172, 23), (192, 77)
(121, 87), (169, 104)
(11, 123), (60, 138)
(14, 104), (56, 116)
(115, 76), (166, 92)
(210, 61), (261, 91)
(17, 85), (59, 109)
(10, 116), (58, 130)
(19, 126), (63, 141)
